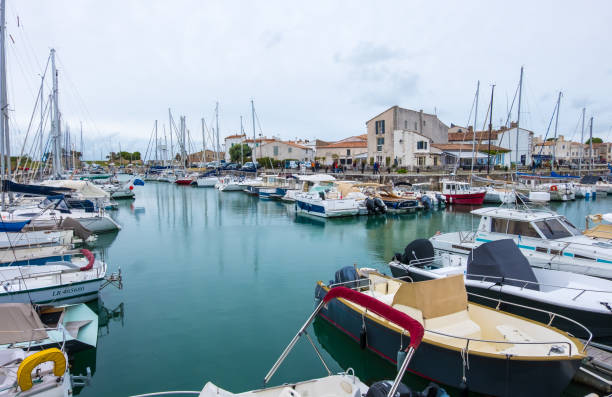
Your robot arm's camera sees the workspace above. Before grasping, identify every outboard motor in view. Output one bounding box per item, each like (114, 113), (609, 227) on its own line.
(421, 195), (432, 210)
(401, 239), (434, 266)
(374, 197), (386, 213)
(366, 381), (448, 397)
(365, 198), (376, 214)
(333, 266), (360, 288)
(366, 381), (412, 397)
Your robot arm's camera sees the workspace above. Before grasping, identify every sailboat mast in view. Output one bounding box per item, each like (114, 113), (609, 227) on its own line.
(470, 81), (479, 179)
(168, 108), (173, 167)
(552, 92), (562, 168)
(0, 0), (7, 208)
(579, 108), (585, 176)
(215, 102), (220, 163)
(487, 84), (495, 174)
(80, 121), (83, 167)
(251, 100), (256, 164)
(201, 118), (206, 165)
(515, 67), (524, 176)
(589, 117), (594, 172)
(240, 115), (244, 165)
(154, 120), (158, 165)
(50, 49), (62, 178)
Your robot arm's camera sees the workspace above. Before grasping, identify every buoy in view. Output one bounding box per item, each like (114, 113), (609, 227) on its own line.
(359, 324), (367, 349)
(550, 185), (558, 191)
(129, 185), (134, 190)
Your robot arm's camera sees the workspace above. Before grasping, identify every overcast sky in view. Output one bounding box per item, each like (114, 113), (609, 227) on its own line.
(4, 0), (612, 160)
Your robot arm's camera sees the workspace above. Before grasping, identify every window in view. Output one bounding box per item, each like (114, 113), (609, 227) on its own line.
(346, 149), (351, 156)
(559, 217), (581, 236)
(423, 120), (426, 126)
(507, 221), (540, 238)
(491, 218), (508, 233)
(404, 120), (408, 129)
(288, 147), (292, 153)
(417, 156), (425, 166)
(273, 146), (279, 156)
(433, 157), (438, 166)
(414, 122), (418, 130)
(375, 120), (385, 134)
(535, 219), (573, 239)
(417, 141), (428, 150)
(377, 137), (384, 152)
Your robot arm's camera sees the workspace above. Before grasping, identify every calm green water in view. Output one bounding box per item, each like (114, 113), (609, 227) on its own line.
(72, 182), (610, 396)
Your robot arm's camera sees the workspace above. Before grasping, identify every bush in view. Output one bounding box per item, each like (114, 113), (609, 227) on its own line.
(396, 168), (407, 174)
(369, 157), (374, 166)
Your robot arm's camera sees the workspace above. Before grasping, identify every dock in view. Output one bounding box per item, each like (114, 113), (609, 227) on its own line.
(574, 342), (612, 394)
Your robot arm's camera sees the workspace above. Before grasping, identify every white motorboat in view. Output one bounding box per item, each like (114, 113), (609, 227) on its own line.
(217, 176), (243, 192)
(573, 184), (593, 199)
(0, 230), (74, 249)
(196, 176), (219, 187)
(0, 249), (118, 304)
(430, 207), (612, 279)
(389, 238), (611, 341)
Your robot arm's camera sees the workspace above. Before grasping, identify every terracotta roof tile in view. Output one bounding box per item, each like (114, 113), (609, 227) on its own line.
(432, 143), (510, 153)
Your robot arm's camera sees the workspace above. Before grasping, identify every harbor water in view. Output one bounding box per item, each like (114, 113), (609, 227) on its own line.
(74, 182), (610, 396)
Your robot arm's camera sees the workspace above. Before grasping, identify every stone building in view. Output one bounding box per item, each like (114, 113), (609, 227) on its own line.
(366, 106), (449, 167)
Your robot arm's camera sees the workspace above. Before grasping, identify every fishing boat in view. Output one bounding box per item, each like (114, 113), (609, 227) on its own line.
(356, 183), (420, 213)
(0, 249), (118, 304)
(294, 181), (365, 218)
(393, 182), (446, 210)
(0, 348), (73, 396)
(389, 238), (611, 342)
(315, 268), (586, 396)
(130, 287), (450, 397)
(0, 303), (98, 353)
(430, 206), (612, 279)
(440, 180), (486, 205)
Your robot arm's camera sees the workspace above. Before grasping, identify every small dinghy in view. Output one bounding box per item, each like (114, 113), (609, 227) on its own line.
(130, 287), (448, 397)
(315, 268), (586, 396)
(389, 239), (612, 343)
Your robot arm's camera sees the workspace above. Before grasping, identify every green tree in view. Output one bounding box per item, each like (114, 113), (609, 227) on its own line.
(229, 144), (252, 163)
(585, 137), (603, 144)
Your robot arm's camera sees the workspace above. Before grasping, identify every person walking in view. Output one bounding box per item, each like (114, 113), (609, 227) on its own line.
(361, 162), (365, 174)
(373, 161), (379, 175)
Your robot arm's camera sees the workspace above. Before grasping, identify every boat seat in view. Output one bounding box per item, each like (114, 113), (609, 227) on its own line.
(424, 310), (481, 339)
(494, 324), (566, 356)
(391, 304), (424, 326)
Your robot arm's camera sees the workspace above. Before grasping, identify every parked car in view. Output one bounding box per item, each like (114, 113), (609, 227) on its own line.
(224, 163), (241, 170)
(241, 161), (260, 172)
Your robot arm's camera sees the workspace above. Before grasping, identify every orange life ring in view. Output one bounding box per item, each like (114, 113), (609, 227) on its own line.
(550, 185), (558, 191)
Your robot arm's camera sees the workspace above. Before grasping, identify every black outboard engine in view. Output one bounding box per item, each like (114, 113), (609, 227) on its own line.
(421, 195), (432, 210)
(374, 197), (386, 213)
(366, 381), (447, 397)
(333, 266), (361, 289)
(401, 239), (434, 266)
(365, 198), (376, 214)
(366, 381), (411, 397)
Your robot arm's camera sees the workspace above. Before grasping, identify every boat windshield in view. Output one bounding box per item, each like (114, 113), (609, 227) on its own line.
(534, 218), (575, 239)
(559, 217), (582, 236)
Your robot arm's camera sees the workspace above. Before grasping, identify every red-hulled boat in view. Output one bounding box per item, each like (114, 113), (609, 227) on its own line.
(175, 174), (196, 185)
(441, 179), (485, 204)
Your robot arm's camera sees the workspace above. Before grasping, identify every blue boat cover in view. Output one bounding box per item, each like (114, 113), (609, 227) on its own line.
(0, 219), (31, 232)
(467, 239), (539, 291)
(2, 180), (73, 196)
(133, 178), (145, 186)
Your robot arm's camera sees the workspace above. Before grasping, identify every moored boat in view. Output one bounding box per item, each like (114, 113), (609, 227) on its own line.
(389, 238), (611, 343)
(440, 180), (485, 205)
(430, 207), (612, 279)
(315, 268), (586, 396)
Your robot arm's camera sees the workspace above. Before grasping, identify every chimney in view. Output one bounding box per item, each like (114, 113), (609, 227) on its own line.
(419, 109), (424, 134)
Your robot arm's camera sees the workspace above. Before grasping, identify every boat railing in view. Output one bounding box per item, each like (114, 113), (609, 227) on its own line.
(404, 255), (611, 298)
(327, 277), (586, 356)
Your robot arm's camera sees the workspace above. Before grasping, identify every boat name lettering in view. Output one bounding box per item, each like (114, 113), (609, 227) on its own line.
(52, 286), (85, 296)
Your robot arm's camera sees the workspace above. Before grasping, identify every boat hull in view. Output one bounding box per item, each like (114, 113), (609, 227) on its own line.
(175, 179), (195, 185)
(0, 278), (102, 305)
(314, 284), (581, 397)
(444, 192), (485, 205)
(295, 200), (359, 218)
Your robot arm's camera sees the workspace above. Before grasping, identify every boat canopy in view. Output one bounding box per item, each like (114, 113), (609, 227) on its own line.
(580, 175), (605, 185)
(40, 180), (109, 198)
(1, 180), (73, 196)
(467, 239), (539, 291)
(0, 304), (48, 344)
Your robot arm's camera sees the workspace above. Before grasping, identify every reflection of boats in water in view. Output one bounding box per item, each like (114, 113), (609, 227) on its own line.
(85, 231), (119, 249)
(94, 300), (125, 336)
(312, 318), (432, 391)
(70, 347), (96, 396)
